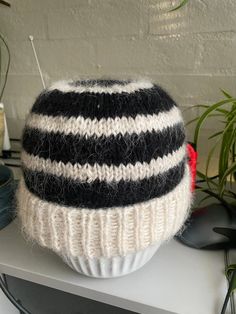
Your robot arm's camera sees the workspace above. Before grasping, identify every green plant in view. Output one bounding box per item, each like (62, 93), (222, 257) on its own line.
(188, 90), (236, 208)
(0, 0), (10, 102)
(0, 34), (10, 102)
(170, 0), (189, 12)
(0, 1), (10, 7)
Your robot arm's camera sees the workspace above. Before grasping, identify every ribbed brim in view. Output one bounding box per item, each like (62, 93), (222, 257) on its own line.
(17, 165), (191, 261)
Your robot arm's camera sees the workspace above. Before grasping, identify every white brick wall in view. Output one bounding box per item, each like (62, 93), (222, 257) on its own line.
(48, 1), (141, 39)
(0, 0), (235, 155)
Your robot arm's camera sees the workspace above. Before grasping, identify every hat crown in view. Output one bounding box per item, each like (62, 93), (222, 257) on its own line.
(22, 79), (186, 209)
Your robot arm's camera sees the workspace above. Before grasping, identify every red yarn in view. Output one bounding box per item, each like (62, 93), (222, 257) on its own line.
(187, 144), (198, 191)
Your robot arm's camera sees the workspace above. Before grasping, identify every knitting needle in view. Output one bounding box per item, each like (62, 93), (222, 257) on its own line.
(29, 35), (46, 89)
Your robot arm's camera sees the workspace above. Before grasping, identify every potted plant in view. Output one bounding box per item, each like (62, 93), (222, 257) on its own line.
(178, 90), (236, 249)
(0, 0), (11, 156)
(177, 91), (236, 314)
(0, 32), (10, 154)
(0, 1), (10, 103)
(194, 90), (236, 208)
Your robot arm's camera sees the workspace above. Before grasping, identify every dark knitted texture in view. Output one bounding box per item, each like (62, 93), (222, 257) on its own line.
(22, 80), (187, 209)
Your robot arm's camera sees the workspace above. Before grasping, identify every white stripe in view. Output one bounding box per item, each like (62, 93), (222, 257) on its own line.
(26, 106), (183, 138)
(48, 80), (153, 94)
(21, 145), (186, 183)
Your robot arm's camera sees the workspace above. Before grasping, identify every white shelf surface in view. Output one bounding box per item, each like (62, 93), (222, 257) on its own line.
(0, 220), (228, 314)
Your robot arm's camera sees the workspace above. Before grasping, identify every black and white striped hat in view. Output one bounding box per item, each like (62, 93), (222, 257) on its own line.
(18, 79), (192, 277)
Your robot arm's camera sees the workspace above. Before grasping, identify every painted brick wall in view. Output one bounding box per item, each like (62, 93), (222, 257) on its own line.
(0, 0), (235, 170)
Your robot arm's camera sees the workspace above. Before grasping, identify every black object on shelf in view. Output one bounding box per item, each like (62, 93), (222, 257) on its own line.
(1, 150), (12, 159)
(177, 204), (236, 314)
(0, 276), (30, 314)
(177, 204), (236, 250)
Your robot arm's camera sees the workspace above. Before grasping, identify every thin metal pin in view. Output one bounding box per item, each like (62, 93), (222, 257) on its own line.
(29, 35), (46, 89)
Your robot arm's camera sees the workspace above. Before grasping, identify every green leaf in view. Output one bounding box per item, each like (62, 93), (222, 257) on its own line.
(0, 45), (2, 91)
(226, 265), (236, 293)
(187, 113), (225, 128)
(193, 98), (236, 150)
(0, 34), (10, 102)
(169, 0), (189, 11)
(226, 107), (236, 119)
(195, 104), (229, 115)
(221, 89), (236, 108)
(227, 190), (236, 198)
(194, 104), (210, 109)
(209, 114), (227, 117)
(221, 89), (233, 99)
(196, 171), (218, 185)
(208, 131), (223, 140)
(222, 266), (236, 313)
(0, 1), (11, 7)
(218, 118), (236, 187)
(196, 170), (207, 180)
(226, 265), (236, 279)
(232, 142), (236, 163)
(205, 140), (221, 190)
(195, 185), (230, 208)
(185, 117), (199, 126)
(219, 161), (236, 197)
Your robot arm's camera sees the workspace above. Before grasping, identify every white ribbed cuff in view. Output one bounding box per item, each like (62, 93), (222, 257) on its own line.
(17, 165), (191, 259)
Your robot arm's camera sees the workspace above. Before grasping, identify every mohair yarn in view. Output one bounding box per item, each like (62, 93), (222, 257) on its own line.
(17, 79), (192, 277)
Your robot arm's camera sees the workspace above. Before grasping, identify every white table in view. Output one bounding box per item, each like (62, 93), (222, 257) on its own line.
(0, 220), (228, 314)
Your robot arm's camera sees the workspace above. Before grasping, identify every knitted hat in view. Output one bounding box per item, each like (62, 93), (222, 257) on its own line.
(18, 79), (192, 277)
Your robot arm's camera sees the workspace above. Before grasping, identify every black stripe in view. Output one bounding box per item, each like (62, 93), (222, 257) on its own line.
(72, 79), (131, 87)
(31, 85), (176, 119)
(22, 123), (185, 166)
(23, 160), (186, 209)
